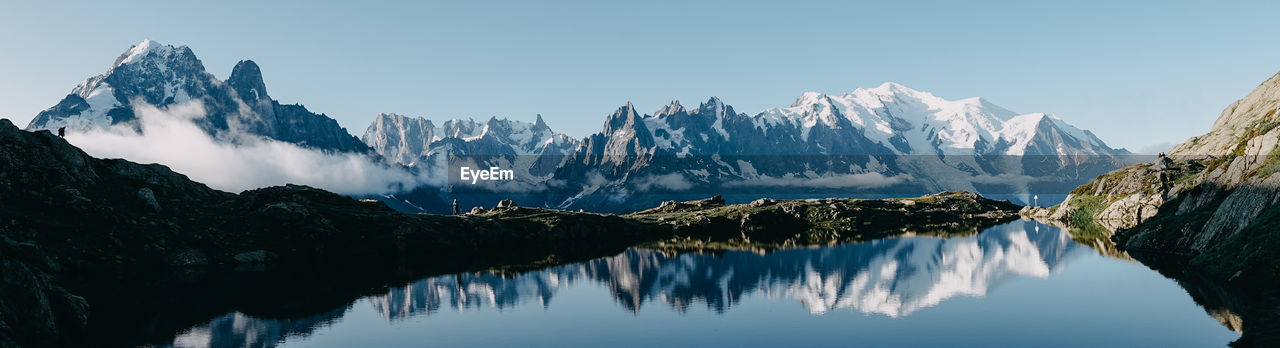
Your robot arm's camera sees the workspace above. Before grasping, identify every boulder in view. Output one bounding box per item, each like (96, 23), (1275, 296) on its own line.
(695, 195), (725, 207)
(1096, 193), (1163, 231)
(136, 188), (160, 212)
(657, 200), (679, 211)
(1019, 206), (1053, 218)
(749, 198), (776, 207)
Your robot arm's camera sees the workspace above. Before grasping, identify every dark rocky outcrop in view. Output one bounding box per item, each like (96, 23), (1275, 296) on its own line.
(0, 236), (90, 348)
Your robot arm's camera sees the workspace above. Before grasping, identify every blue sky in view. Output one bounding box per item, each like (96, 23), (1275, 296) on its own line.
(2, 0), (1279, 152)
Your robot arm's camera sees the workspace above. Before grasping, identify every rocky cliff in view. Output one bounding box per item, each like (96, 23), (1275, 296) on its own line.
(1024, 72), (1280, 347)
(1027, 72), (1280, 277)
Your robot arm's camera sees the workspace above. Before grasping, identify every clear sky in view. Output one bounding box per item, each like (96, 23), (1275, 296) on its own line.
(3, 0), (1279, 152)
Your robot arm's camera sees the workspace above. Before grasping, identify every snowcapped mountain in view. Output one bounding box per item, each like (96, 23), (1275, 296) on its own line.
(360, 82), (1132, 213)
(756, 83), (1119, 157)
(360, 113), (579, 212)
(585, 83), (1124, 159)
(21, 40), (1129, 213)
(534, 86), (1132, 212)
(362, 113), (577, 167)
(27, 40), (368, 153)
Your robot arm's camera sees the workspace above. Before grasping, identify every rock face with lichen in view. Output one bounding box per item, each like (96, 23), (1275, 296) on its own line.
(1028, 72), (1280, 347)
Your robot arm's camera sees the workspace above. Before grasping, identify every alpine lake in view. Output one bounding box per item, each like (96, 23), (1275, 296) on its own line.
(151, 220), (1241, 347)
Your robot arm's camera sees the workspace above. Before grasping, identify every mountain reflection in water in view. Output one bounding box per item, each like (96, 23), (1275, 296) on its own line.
(367, 221), (1081, 321)
(167, 221), (1238, 347)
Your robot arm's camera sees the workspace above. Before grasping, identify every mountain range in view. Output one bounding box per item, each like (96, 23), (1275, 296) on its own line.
(26, 40), (1134, 213)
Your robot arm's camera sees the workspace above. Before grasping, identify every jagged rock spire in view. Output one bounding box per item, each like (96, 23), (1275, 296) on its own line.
(228, 60), (269, 102)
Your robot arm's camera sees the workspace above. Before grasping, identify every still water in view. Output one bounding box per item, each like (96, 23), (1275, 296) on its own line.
(166, 220), (1240, 347)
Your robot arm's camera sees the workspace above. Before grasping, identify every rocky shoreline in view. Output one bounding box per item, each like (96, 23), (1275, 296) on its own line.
(1017, 72), (1280, 348)
(1019, 75), (1280, 282)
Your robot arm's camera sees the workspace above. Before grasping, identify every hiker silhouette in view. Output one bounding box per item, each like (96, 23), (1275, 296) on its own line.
(57, 127), (65, 137)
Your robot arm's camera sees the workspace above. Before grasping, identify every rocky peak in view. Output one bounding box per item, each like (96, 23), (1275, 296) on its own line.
(603, 102), (644, 135)
(438, 119), (485, 139)
(366, 113), (436, 139)
(362, 113), (436, 165)
(486, 116), (525, 139)
(1172, 72), (1280, 157)
(533, 114), (549, 130)
(106, 40), (203, 77)
(27, 40), (211, 132)
(228, 60), (270, 102)
(109, 39), (193, 70)
(589, 102), (655, 163)
(697, 97), (728, 118)
(790, 92), (825, 108)
(28, 41), (370, 153)
(654, 100), (685, 117)
(863, 82), (929, 100)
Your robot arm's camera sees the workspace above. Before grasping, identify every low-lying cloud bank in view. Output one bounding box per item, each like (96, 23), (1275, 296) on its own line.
(724, 172), (911, 189)
(67, 102), (436, 195)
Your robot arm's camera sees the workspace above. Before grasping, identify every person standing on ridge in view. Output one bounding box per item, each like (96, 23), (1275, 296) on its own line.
(453, 199), (460, 215)
(57, 127), (65, 138)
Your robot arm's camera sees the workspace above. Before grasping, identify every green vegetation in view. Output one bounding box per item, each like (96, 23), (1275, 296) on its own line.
(1063, 226), (1132, 260)
(1066, 194), (1109, 229)
(1228, 118), (1280, 157)
(1173, 165), (1203, 185)
(1252, 147), (1280, 178)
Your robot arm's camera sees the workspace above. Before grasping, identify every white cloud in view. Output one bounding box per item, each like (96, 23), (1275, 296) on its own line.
(66, 101), (439, 195)
(1135, 141), (1177, 155)
(724, 173), (910, 189)
(632, 173), (694, 191)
